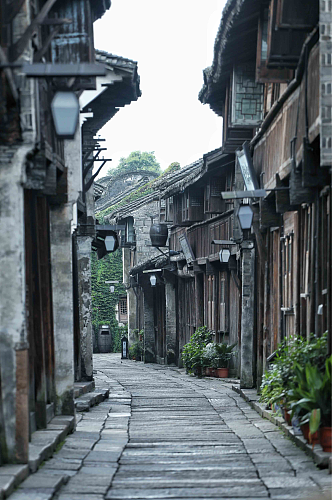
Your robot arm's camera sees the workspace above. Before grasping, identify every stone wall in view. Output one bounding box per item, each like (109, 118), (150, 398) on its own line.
(132, 200), (160, 265)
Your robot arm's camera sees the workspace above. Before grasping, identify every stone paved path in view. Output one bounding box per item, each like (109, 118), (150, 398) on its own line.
(9, 354), (331, 500)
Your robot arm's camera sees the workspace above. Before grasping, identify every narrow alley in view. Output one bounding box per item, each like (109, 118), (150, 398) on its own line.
(7, 354), (330, 500)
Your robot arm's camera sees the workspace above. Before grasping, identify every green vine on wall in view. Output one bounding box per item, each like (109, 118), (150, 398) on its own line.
(91, 249), (126, 352)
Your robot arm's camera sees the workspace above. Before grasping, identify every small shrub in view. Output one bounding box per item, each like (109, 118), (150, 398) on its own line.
(181, 326), (214, 375)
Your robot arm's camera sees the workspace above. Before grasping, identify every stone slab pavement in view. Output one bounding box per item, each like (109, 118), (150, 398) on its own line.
(7, 354), (331, 500)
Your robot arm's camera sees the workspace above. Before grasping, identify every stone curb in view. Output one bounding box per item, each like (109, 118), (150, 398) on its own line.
(232, 385), (332, 470)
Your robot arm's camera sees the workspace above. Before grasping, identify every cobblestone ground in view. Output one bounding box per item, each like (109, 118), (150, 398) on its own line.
(13, 354), (332, 500)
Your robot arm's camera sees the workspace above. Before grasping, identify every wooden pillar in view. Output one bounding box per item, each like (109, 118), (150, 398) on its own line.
(240, 240), (256, 389)
(194, 273), (204, 328)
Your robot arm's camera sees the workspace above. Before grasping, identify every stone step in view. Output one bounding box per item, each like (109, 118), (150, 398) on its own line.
(75, 388), (110, 412)
(0, 415), (74, 499)
(74, 380), (95, 399)
(0, 465), (29, 499)
(29, 415), (75, 473)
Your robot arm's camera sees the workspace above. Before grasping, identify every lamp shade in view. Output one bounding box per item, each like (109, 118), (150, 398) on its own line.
(219, 248), (231, 263)
(105, 234), (118, 252)
(238, 205), (253, 230)
(51, 91), (79, 139)
(150, 275), (157, 287)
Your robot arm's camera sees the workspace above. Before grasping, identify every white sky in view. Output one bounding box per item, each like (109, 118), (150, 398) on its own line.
(93, 0), (226, 176)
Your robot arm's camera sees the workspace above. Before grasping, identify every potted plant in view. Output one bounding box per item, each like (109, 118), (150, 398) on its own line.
(259, 333), (329, 426)
(212, 342), (237, 378)
(181, 326), (214, 377)
(289, 356), (331, 450)
(203, 343), (217, 377)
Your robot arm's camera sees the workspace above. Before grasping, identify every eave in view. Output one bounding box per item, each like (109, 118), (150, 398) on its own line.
(199, 0), (260, 115)
(81, 50), (141, 137)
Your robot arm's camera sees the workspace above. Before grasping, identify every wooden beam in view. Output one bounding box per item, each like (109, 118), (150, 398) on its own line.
(84, 161), (106, 193)
(0, 46), (18, 101)
(41, 18), (72, 25)
(11, 0), (59, 61)
(33, 26), (61, 62)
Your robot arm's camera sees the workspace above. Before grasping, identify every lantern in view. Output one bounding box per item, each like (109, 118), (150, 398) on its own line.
(51, 91), (79, 139)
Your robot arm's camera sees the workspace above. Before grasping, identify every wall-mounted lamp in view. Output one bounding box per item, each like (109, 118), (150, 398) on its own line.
(110, 285), (115, 293)
(51, 90), (79, 139)
(105, 234), (118, 252)
(219, 248), (231, 263)
(149, 275), (157, 287)
(238, 204), (254, 230)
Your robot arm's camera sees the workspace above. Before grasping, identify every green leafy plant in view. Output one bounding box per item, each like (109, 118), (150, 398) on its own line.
(289, 356), (332, 435)
(203, 342), (236, 369)
(214, 342), (237, 368)
(129, 330), (144, 361)
(259, 333), (328, 407)
(181, 326), (214, 375)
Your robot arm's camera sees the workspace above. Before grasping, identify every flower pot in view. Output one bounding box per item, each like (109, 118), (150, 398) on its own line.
(320, 427), (332, 452)
(206, 367), (216, 377)
(216, 367), (229, 378)
(302, 423), (320, 447)
(301, 422), (310, 442)
(283, 408), (291, 426)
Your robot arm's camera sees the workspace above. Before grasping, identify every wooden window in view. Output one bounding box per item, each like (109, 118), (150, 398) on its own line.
(282, 233), (294, 310)
(275, 0), (318, 30)
(120, 300), (127, 315)
(256, 7), (293, 83)
(266, 0), (309, 68)
(181, 188), (204, 222)
(205, 177), (225, 214)
(231, 63), (264, 126)
(182, 191), (189, 221)
(165, 196), (174, 223)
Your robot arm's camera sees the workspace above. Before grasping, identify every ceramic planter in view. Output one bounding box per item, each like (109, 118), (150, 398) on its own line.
(283, 408), (291, 426)
(320, 426), (332, 452)
(301, 422), (320, 447)
(216, 367), (229, 378)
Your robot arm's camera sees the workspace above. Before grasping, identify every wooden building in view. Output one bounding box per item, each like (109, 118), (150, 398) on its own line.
(119, 0), (330, 391)
(200, 0), (331, 387)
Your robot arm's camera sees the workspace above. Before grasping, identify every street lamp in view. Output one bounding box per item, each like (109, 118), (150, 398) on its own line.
(238, 204), (254, 230)
(51, 90), (79, 139)
(219, 248), (231, 263)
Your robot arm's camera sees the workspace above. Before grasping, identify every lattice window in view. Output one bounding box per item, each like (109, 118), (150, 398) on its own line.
(120, 300), (127, 315)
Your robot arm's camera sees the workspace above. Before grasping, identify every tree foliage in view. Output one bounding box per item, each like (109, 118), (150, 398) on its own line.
(108, 151), (161, 176)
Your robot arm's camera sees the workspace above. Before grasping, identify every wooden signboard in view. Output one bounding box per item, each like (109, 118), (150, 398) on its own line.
(179, 233), (195, 265)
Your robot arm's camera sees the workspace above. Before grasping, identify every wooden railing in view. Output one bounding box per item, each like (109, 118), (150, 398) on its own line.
(170, 211), (234, 260)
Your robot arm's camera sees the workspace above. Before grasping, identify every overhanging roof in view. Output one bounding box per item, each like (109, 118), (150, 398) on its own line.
(199, 0), (260, 115)
(81, 50), (141, 135)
